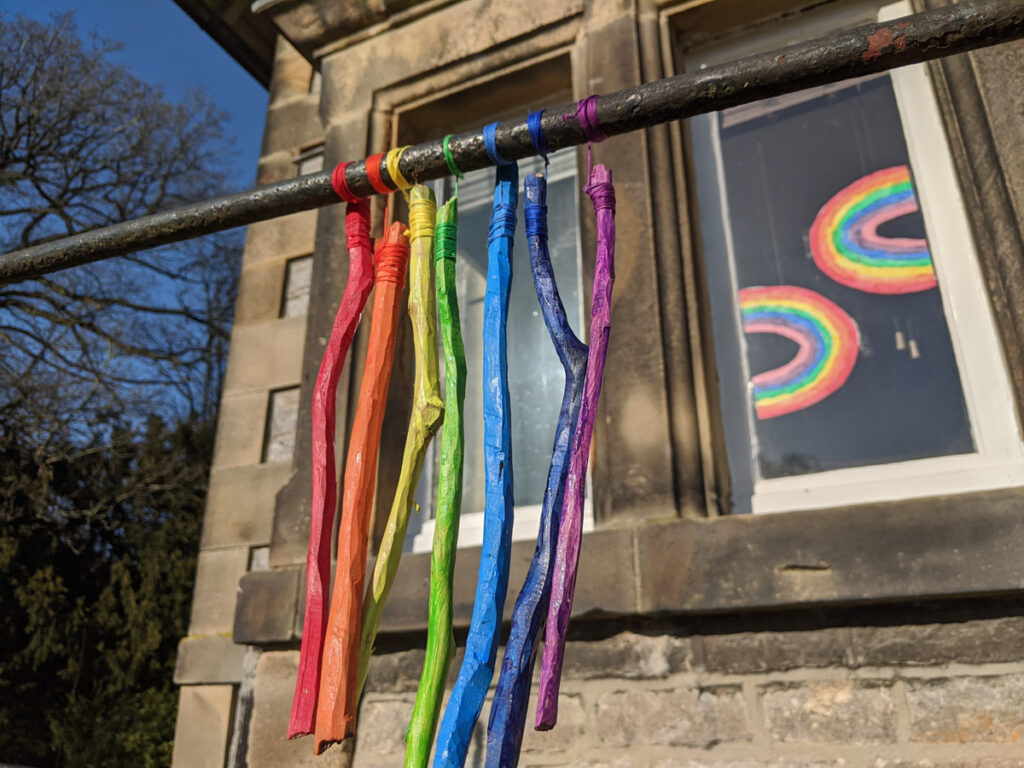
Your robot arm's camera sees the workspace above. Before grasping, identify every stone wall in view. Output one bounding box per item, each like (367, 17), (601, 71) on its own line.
(257, 605), (1024, 767)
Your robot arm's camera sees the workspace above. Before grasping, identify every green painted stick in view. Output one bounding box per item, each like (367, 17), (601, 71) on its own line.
(358, 185), (445, 696)
(405, 197), (465, 767)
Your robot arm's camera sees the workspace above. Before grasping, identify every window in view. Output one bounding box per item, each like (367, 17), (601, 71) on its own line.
(281, 254), (313, 318)
(405, 148), (594, 552)
(295, 144), (324, 176)
(262, 386), (300, 463)
(686, 0), (1024, 515)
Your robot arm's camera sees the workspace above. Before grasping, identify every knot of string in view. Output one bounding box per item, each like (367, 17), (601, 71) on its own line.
(488, 203), (517, 246)
(524, 199), (547, 241)
(385, 146), (413, 194)
(365, 153), (392, 195)
(332, 161), (363, 203)
(435, 221), (457, 261)
(344, 200), (371, 248)
(527, 110), (549, 169)
(586, 174), (616, 215)
(374, 240), (410, 287)
(572, 94), (608, 143)
(408, 193), (436, 241)
(483, 122), (512, 167)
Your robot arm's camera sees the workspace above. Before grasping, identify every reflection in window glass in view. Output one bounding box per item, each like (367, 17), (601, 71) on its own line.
(694, 75), (974, 491)
(410, 151), (582, 532)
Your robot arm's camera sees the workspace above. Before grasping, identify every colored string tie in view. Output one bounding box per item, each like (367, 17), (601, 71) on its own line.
(569, 94), (608, 143)
(366, 152), (393, 195)
(331, 161), (363, 204)
(524, 196), (548, 240)
(483, 122), (513, 167)
(408, 192), (437, 241)
(527, 109), (550, 167)
(375, 240), (410, 287)
(585, 177), (616, 214)
(385, 146), (413, 194)
(488, 203), (517, 246)
(435, 220), (458, 261)
(443, 135), (465, 179)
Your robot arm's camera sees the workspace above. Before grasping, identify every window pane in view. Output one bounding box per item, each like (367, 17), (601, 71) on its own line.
(694, 75), (974, 486)
(444, 154), (582, 516)
(262, 386), (300, 463)
(281, 255), (313, 318)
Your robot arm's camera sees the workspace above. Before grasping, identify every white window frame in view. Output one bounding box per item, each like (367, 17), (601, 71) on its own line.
(689, 0), (1024, 515)
(410, 149), (594, 552)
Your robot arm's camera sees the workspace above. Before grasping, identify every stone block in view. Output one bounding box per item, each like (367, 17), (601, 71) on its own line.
(222, 316), (306, 394)
(248, 651), (353, 768)
(760, 680), (895, 743)
(189, 546), (250, 636)
(562, 631), (691, 680)
(201, 463), (292, 549)
(352, 696), (414, 767)
(171, 685), (234, 768)
(244, 209), (318, 265)
(212, 390), (269, 469)
(174, 635), (247, 684)
(235, 261), (288, 325)
(851, 616), (1024, 667)
(703, 627), (850, 674)
(596, 685), (749, 747)
(874, 761), (1024, 768)
(906, 673), (1024, 743)
(363, 648), (427, 694)
(520, 692), (586, 754)
(234, 568), (301, 645)
(261, 97), (323, 157)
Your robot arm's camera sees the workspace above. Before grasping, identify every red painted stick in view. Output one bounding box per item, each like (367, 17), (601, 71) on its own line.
(315, 222), (410, 752)
(289, 200), (374, 738)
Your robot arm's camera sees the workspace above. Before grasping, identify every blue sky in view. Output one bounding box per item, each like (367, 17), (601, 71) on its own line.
(5, 0), (269, 190)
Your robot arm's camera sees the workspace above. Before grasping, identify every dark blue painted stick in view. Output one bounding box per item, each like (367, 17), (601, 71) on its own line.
(485, 175), (588, 767)
(433, 159), (518, 768)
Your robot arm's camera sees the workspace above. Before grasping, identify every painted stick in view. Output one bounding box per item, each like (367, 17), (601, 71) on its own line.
(485, 174), (588, 767)
(535, 164), (615, 730)
(290, 199), (374, 738)
(434, 161), (518, 768)
(405, 197), (466, 768)
(314, 221), (411, 752)
(358, 186), (445, 695)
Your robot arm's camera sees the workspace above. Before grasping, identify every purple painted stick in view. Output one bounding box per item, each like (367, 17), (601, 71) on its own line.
(535, 163), (615, 730)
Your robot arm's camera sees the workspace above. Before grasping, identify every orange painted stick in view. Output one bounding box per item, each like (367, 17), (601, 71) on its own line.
(315, 221), (410, 753)
(289, 200), (373, 739)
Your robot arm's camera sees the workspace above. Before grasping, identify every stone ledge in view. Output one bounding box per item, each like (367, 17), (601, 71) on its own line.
(638, 487), (1024, 613)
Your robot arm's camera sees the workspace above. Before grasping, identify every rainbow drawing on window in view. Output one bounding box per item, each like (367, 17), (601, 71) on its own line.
(809, 165), (937, 295)
(739, 285), (860, 420)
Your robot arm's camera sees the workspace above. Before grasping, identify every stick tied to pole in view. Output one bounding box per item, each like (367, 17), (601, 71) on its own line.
(315, 221), (410, 752)
(405, 196), (466, 767)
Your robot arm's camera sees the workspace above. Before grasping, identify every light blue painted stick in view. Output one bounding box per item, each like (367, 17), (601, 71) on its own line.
(433, 158), (518, 768)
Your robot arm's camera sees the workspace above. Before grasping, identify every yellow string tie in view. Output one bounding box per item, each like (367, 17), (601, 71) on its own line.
(385, 146), (413, 198)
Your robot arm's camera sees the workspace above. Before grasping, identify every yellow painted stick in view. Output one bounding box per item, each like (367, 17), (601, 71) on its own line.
(358, 185), (445, 695)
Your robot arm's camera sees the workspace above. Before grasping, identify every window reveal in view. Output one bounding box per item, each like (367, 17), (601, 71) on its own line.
(407, 151), (586, 551)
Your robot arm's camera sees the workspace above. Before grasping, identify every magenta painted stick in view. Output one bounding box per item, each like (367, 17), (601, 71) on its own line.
(535, 163), (615, 730)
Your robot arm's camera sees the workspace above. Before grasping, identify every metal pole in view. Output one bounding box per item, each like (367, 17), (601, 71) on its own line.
(1, 0), (1022, 284)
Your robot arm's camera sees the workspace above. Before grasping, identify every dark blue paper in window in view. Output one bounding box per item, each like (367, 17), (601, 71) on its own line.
(711, 75), (974, 480)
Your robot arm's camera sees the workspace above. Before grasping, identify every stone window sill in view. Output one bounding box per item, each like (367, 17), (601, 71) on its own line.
(233, 487), (1024, 645)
